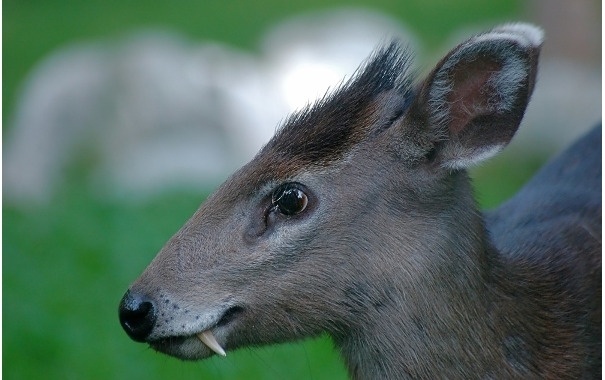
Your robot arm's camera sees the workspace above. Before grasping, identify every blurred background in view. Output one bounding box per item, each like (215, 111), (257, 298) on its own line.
(3, 1), (601, 379)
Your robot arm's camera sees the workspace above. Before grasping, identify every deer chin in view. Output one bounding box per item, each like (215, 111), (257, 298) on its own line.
(148, 329), (226, 360)
(148, 333), (219, 360)
(148, 305), (244, 360)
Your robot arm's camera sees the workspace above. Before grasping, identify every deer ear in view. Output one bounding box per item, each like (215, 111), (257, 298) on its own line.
(413, 23), (543, 169)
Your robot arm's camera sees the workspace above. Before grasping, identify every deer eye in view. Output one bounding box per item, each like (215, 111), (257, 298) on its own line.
(272, 183), (308, 216)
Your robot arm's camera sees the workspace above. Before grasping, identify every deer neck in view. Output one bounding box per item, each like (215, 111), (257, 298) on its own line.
(336, 259), (503, 378)
(334, 178), (505, 379)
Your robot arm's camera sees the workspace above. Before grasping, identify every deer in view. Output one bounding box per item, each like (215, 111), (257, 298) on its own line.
(119, 23), (601, 379)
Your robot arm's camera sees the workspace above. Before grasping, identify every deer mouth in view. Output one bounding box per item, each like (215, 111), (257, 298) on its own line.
(149, 305), (244, 359)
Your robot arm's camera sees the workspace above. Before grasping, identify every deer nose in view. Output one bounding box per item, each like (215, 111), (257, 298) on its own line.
(119, 290), (157, 342)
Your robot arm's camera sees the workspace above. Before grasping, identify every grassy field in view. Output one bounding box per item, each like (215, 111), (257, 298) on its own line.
(2, 1), (552, 379)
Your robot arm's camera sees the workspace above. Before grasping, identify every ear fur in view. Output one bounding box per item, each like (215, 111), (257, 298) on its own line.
(411, 23), (543, 170)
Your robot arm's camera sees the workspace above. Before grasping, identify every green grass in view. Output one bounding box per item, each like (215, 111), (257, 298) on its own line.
(3, 1), (539, 379)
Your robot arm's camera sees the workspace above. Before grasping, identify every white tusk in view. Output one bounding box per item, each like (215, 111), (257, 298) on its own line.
(196, 330), (226, 357)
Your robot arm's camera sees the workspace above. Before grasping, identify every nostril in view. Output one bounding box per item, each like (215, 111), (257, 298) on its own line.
(118, 290), (157, 342)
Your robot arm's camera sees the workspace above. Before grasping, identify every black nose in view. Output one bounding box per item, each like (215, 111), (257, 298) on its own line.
(119, 290), (157, 342)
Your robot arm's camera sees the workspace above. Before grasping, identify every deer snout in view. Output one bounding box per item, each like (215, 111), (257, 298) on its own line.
(119, 290), (157, 342)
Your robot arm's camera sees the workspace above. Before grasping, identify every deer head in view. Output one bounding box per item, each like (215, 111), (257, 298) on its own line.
(120, 23), (544, 378)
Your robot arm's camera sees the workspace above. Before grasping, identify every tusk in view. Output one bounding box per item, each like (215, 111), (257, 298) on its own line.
(196, 330), (226, 357)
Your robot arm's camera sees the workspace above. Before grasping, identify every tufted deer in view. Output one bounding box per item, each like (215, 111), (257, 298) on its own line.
(119, 23), (601, 379)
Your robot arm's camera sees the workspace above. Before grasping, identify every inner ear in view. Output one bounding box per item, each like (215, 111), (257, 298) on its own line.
(407, 23), (543, 169)
(446, 58), (503, 135)
(427, 40), (531, 142)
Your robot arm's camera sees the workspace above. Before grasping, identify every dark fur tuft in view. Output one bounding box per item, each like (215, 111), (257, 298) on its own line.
(261, 42), (415, 169)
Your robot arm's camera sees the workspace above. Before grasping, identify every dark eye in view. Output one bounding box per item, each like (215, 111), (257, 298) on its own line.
(272, 183), (308, 216)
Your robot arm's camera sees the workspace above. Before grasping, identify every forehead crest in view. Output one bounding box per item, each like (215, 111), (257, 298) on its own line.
(258, 42), (414, 175)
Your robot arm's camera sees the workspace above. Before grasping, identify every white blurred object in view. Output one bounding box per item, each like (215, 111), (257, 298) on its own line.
(3, 43), (111, 203)
(263, 10), (414, 111)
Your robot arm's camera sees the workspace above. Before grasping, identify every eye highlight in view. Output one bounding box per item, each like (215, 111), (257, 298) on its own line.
(271, 183), (309, 216)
